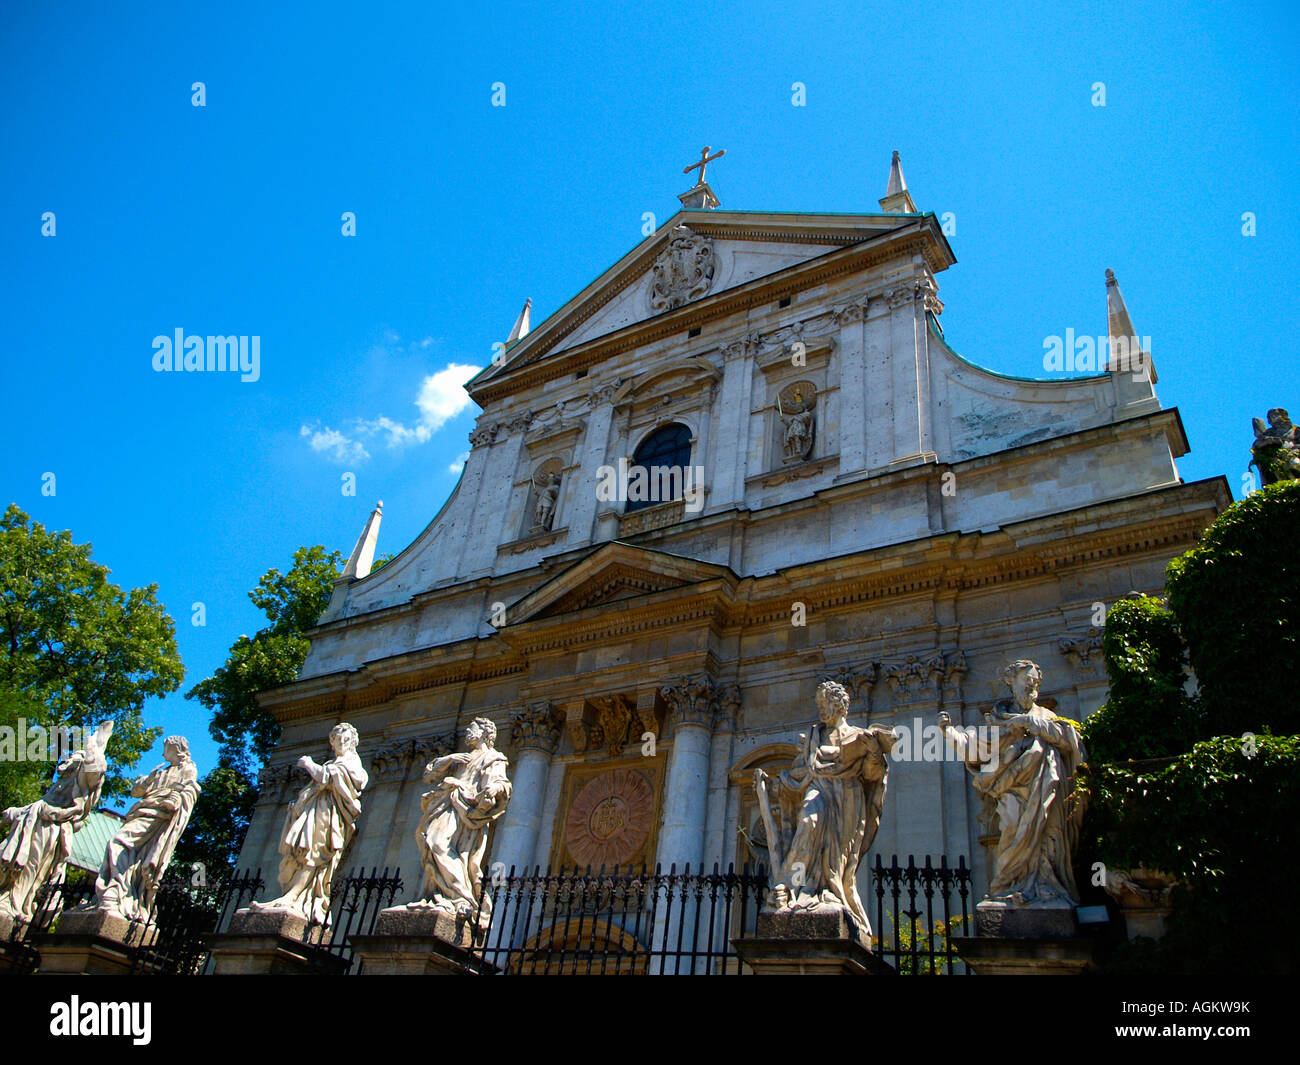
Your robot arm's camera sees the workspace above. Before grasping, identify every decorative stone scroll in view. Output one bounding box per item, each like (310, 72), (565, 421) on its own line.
(649, 225), (715, 312)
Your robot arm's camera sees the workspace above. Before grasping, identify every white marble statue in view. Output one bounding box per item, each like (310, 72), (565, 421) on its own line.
(408, 717), (511, 931)
(938, 660), (1085, 906)
(248, 722), (368, 926)
(87, 735), (200, 922)
(0, 721), (114, 923)
(754, 680), (897, 936)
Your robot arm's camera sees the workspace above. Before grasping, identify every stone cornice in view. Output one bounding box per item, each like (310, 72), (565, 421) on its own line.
(470, 224), (947, 404)
(258, 478), (1223, 726)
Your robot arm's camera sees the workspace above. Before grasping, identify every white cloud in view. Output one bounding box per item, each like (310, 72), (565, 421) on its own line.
(448, 451), (470, 474)
(300, 362), (481, 464)
(299, 424), (370, 464)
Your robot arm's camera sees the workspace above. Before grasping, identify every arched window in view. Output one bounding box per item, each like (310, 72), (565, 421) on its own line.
(626, 423), (692, 512)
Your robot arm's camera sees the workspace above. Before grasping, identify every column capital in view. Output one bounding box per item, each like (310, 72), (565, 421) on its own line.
(659, 676), (742, 735)
(509, 701), (564, 756)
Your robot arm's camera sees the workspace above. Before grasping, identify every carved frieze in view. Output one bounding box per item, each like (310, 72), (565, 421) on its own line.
(721, 331), (766, 361)
(368, 732), (457, 782)
(878, 649), (967, 707)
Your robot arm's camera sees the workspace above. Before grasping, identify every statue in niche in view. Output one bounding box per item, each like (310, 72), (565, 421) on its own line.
(778, 387), (815, 463)
(407, 717), (511, 931)
(1251, 408), (1300, 486)
(0, 721), (114, 924)
(247, 722), (368, 926)
(938, 660), (1085, 907)
(87, 735), (200, 922)
(532, 470), (561, 532)
(753, 680), (897, 938)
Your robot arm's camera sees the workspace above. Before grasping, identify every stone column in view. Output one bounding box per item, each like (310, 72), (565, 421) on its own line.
(481, 704), (562, 952)
(651, 678), (725, 973)
(493, 705), (562, 875)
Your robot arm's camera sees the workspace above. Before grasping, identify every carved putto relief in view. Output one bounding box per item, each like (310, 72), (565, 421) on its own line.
(649, 225), (715, 312)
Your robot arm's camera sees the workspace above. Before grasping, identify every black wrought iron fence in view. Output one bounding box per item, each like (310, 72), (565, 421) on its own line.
(2, 875), (96, 974)
(870, 853), (975, 975)
(297, 866), (403, 974)
(130, 869), (263, 974)
(472, 863), (767, 975)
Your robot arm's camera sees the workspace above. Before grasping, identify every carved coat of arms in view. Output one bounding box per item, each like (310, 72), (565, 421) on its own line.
(649, 225), (715, 312)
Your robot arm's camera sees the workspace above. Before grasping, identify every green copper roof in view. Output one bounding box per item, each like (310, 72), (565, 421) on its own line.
(66, 809), (123, 873)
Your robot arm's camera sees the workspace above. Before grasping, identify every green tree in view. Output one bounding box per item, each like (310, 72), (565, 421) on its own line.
(0, 504), (179, 808)
(178, 545), (342, 874)
(1081, 595), (1203, 765)
(1165, 480), (1299, 737)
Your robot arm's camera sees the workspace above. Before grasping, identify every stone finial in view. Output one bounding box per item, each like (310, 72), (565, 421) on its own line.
(506, 298), (531, 345)
(1104, 268), (1157, 382)
(341, 501), (383, 580)
(879, 150), (918, 213)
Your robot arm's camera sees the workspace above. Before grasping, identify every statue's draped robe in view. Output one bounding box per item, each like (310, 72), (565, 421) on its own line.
(416, 747), (511, 929)
(0, 753), (105, 920)
(771, 722), (896, 933)
(273, 751), (368, 924)
(958, 703), (1084, 903)
(95, 760), (200, 921)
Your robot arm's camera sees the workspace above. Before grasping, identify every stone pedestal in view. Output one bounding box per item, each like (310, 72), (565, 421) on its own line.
(953, 898), (1096, 975)
(1102, 868), (1178, 941)
(732, 906), (896, 976)
(34, 909), (156, 975)
(348, 905), (494, 975)
(207, 907), (346, 975)
(975, 898), (1078, 938)
(951, 935), (1098, 975)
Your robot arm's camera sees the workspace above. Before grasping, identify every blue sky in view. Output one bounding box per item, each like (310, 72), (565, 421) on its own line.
(2, 0), (1296, 790)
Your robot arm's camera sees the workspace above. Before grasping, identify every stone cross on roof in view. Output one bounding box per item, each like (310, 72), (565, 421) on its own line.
(683, 145), (725, 186)
(679, 145), (725, 210)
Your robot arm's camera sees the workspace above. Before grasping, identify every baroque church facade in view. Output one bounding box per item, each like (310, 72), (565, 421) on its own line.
(240, 154), (1228, 909)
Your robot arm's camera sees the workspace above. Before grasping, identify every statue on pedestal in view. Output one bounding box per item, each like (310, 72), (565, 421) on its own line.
(754, 680), (897, 937)
(406, 717), (511, 932)
(939, 661), (1085, 909)
(248, 722), (368, 926)
(88, 735), (200, 923)
(1251, 407), (1300, 486)
(0, 721), (114, 924)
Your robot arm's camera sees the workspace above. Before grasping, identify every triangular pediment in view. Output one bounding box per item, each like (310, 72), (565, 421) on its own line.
(505, 542), (737, 623)
(469, 209), (944, 398)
